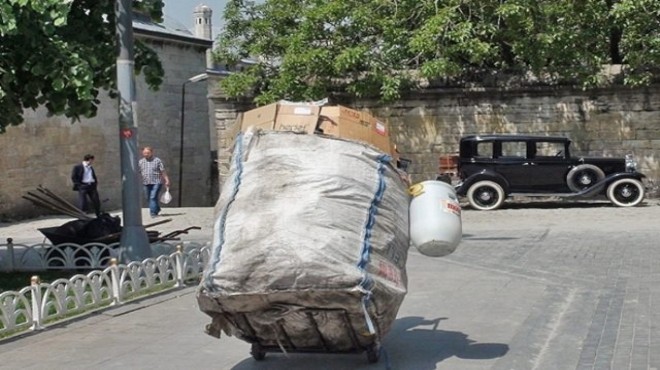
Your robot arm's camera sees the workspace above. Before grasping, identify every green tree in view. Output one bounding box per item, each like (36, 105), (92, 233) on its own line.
(611, 0), (660, 85)
(216, 0), (659, 104)
(0, 0), (164, 133)
(495, 0), (611, 84)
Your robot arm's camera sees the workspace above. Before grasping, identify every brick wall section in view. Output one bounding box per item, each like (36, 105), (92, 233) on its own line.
(0, 39), (211, 221)
(211, 85), (660, 197)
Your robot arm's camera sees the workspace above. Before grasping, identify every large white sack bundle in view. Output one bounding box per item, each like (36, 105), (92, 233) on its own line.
(197, 130), (410, 349)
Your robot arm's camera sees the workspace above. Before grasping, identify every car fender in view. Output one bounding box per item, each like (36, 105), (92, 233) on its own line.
(456, 169), (510, 196)
(573, 172), (646, 198)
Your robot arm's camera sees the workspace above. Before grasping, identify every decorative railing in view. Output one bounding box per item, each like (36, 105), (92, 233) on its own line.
(0, 245), (210, 338)
(0, 238), (207, 271)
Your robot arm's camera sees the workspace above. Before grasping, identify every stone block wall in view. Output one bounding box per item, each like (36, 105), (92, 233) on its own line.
(212, 85), (660, 196)
(0, 95), (121, 220)
(0, 39), (211, 221)
(363, 86), (659, 189)
(136, 40), (213, 208)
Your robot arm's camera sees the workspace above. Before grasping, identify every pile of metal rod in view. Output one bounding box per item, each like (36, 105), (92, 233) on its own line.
(23, 186), (197, 243)
(23, 185), (93, 220)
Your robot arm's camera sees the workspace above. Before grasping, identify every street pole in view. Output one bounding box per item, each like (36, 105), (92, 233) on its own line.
(116, 0), (151, 262)
(178, 73), (208, 207)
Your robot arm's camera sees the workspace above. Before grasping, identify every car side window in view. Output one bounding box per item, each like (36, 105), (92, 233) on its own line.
(535, 141), (564, 159)
(475, 142), (493, 158)
(500, 141), (526, 158)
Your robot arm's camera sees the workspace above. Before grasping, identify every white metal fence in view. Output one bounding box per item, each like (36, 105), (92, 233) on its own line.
(0, 244), (210, 338)
(0, 238), (208, 271)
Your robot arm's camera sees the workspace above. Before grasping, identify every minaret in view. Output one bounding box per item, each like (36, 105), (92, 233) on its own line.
(194, 4), (213, 68)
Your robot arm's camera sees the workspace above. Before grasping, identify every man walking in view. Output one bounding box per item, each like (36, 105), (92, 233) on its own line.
(71, 154), (102, 216)
(138, 146), (170, 218)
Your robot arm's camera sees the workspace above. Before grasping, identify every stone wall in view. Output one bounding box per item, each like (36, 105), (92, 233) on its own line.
(364, 86), (659, 188)
(211, 85), (660, 195)
(0, 39), (211, 221)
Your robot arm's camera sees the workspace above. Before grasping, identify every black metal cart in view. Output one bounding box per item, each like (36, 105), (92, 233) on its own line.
(225, 307), (381, 363)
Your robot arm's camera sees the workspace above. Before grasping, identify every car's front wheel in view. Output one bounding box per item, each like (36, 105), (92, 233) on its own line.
(466, 180), (505, 211)
(607, 178), (645, 207)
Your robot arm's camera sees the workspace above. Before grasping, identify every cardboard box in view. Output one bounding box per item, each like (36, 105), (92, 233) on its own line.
(319, 105), (372, 145)
(319, 106), (393, 156)
(241, 103), (278, 131)
(274, 104), (321, 134)
(239, 102), (393, 156)
(368, 116), (392, 155)
(240, 102), (321, 134)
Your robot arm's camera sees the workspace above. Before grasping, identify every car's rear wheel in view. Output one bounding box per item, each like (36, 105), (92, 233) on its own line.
(607, 178), (645, 207)
(566, 164), (605, 192)
(467, 181), (505, 211)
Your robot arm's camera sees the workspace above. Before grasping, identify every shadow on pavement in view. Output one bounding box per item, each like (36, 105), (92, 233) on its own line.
(228, 316), (508, 370)
(462, 199), (614, 211)
(383, 316), (509, 369)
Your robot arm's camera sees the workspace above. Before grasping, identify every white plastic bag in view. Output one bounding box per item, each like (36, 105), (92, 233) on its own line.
(160, 187), (172, 204)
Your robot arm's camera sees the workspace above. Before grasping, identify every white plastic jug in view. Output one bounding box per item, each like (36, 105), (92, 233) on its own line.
(409, 180), (462, 257)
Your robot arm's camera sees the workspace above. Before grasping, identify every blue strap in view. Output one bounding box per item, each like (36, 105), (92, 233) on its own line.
(357, 154), (391, 332)
(203, 132), (245, 291)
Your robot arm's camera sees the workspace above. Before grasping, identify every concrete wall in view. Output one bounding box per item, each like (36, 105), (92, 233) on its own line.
(0, 39), (211, 221)
(211, 85), (660, 196)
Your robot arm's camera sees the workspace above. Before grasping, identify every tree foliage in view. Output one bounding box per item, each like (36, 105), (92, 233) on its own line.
(216, 0), (660, 104)
(0, 0), (165, 133)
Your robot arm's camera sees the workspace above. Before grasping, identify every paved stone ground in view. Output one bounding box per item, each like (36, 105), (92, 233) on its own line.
(458, 199), (660, 370)
(1, 199), (659, 369)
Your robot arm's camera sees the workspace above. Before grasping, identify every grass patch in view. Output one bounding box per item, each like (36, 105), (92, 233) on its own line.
(0, 270), (85, 293)
(1, 271), (202, 340)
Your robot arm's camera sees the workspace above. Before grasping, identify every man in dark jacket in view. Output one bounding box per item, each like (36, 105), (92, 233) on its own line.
(71, 154), (101, 216)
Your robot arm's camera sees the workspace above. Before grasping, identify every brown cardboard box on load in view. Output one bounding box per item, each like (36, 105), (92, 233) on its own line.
(274, 104), (321, 134)
(239, 102), (393, 156)
(240, 102), (320, 134)
(241, 103), (278, 131)
(318, 106), (371, 144)
(319, 105), (393, 156)
(367, 116), (392, 155)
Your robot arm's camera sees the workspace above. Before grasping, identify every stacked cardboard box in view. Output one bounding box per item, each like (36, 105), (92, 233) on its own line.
(318, 106), (393, 156)
(241, 102), (321, 134)
(237, 101), (394, 156)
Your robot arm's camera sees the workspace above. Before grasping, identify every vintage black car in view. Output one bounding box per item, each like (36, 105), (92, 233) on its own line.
(454, 134), (646, 210)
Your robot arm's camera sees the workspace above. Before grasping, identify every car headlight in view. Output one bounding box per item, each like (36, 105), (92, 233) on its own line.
(625, 153), (638, 172)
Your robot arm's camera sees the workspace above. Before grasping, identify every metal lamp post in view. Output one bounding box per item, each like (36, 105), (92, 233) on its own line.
(179, 73), (208, 207)
(116, 0), (150, 262)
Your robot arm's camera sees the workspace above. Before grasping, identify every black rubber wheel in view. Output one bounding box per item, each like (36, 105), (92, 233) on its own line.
(607, 178), (645, 207)
(251, 343), (266, 361)
(566, 164), (605, 192)
(366, 344), (380, 363)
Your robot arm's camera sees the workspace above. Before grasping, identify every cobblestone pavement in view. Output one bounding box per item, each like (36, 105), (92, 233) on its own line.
(453, 199), (660, 370)
(1, 200), (659, 369)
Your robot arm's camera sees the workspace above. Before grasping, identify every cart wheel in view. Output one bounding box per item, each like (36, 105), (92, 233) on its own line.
(366, 344), (380, 363)
(251, 343), (266, 361)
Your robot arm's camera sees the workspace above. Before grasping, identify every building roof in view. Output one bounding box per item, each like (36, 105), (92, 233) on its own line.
(132, 12), (213, 48)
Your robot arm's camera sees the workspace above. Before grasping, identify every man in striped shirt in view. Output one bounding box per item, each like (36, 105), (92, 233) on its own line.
(138, 146), (170, 218)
